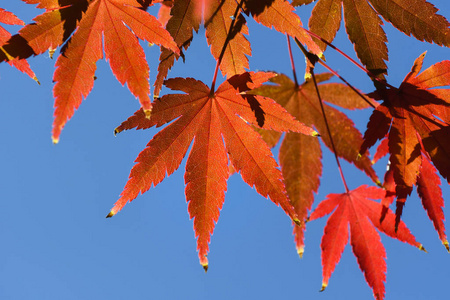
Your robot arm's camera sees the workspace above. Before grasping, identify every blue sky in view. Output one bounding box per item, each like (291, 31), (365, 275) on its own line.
(0, 1), (449, 299)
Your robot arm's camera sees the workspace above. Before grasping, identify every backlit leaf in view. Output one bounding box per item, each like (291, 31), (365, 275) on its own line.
(0, 7), (37, 80)
(250, 73), (378, 253)
(309, 185), (423, 300)
(362, 52), (450, 232)
(16, 0), (179, 142)
(110, 72), (317, 269)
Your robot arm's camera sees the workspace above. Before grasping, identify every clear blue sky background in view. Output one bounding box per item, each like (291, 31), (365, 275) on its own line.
(0, 1), (449, 299)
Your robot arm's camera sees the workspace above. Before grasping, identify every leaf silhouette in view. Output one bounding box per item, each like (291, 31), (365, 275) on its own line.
(300, 0), (450, 77)
(309, 185), (423, 300)
(250, 73), (379, 254)
(109, 72), (318, 269)
(16, 0), (179, 142)
(361, 53), (450, 223)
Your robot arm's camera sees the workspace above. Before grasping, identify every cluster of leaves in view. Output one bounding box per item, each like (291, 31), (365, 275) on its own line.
(0, 1), (449, 299)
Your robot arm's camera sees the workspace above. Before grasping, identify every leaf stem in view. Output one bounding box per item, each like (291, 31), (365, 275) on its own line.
(293, 38), (378, 109)
(304, 28), (394, 88)
(294, 39), (447, 129)
(311, 70), (350, 193)
(210, 0), (245, 95)
(316, 59), (378, 108)
(287, 36), (299, 87)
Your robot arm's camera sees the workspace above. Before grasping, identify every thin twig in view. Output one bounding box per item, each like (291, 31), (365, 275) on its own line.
(287, 36), (299, 87)
(311, 70), (350, 193)
(294, 38), (377, 109)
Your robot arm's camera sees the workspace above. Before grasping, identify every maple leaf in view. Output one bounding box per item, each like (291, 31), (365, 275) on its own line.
(297, 0), (450, 77)
(154, 0), (201, 97)
(154, 0), (321, 96)
(0, 8), (37, 81)
(374, 142), (449, 251)
(417, 154), (449, 251)
(0, 8), (23, 45)
(243, 0), (322, 55)
(309, 185), (423, 300)
(109, 72), (318, 270)
(360, 52), (450, 224)
(250, 73), (379, 255)
(205, 0), (251, 78)
(154, 0), (251, 96)
(16, 0), (179, 142)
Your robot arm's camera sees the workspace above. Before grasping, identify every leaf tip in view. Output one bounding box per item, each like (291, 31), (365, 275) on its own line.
(312, 131), (320, 137)
(320, 283), (327, 292)
(419, 244), (427, 253)
(49, 48), (56, 59)
(297, 247), (304, 259)
(114, 127), (120, 136)
(202, 263), (208, 273)
(443, 240), (449, 253)
(106, 211), (116, 218)
(52, 137), (59, 144)
(304, 72), (312, 80)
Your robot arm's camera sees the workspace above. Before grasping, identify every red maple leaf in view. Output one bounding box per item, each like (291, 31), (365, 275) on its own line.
(0, 7), (37, 81)
(109, 72), (317, 270)
(360, 52), (450, 225)
(18, 0), (179, 142)
(309, 185), (424, 300)
(250, 73), (379, 256)
(375, 147), (449, 251)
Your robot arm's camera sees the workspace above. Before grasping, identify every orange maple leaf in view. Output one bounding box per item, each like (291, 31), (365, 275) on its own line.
(18, 0), (179, 142)
(0, 7), (37, 81)
(109, 72), (317, 270)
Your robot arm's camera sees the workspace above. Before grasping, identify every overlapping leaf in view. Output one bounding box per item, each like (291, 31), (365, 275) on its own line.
(242, 0), (321, 55)
(373, 140), (449, 251)
(109, 72), (318, 270)
(250, 73), (379, 255)
(0, 8), (36, 80)
(360, 53), (450, 227)
(154, 0), (200, 96)
(309, 185), (423, 300)
(154, 0), (321, 95)
(296, 0), (450, 77)
(205, 0), (251, 78)
(13, 0), (179, 142)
